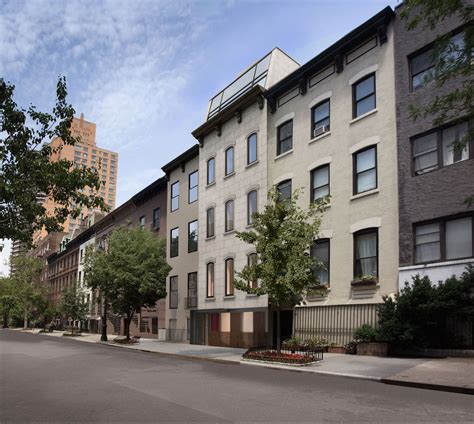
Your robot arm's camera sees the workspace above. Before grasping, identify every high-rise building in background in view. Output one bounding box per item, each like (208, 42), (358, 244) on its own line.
(33, 114), (118, 244)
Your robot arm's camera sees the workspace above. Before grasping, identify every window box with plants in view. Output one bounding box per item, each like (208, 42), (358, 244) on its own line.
(351, 274), (378, 287)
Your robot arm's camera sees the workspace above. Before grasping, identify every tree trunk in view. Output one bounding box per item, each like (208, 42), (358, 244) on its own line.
(3, 311), (8, 328)
(276, 307), (281, 354)
(23, 310), (28, 329)
(100, 297), (108, 342)
(124, 314), (131, 340)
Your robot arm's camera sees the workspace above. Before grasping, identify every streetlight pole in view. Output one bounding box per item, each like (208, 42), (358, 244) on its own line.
(100, 294), (108, 342)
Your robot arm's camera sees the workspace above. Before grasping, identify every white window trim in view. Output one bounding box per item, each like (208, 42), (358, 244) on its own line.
(307, 91), (332, 109)
(348, 64), (378, 86)
(273, 173), (294, 186)
(274, 112), (295, 128)
(307, 156), (332, 172)
(350, 217), (382, 234)
(349, 136), (380, 155)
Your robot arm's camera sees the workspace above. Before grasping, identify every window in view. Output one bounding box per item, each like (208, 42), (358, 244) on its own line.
(153, 208), (160, 230)
(415, 216), (473, 264)
(354, 229), (378, 279)
(206, 207), (215, 238)
(170, 227), (179, 258)
(352, 73), (376, 118)
(188, 170), (198, 203)
(247, 133), (257, 164)
(188, 220), (198, 253)
(225, 147), (234, 176)
(311, 239), (330, 286)
(206, 262), (215, 298)
(225, 200), (234, 232)
(410, 47), (435, 90)
(171, 181), (179, 212)
(277, 179), (292, 201)
(139, 215), (145, 229)
(247, 190), (257, 225)
(277, 120), (293, 155)
(169, 276), (178, 309)
(247, 253), (258, 288)
(207, 158), (215, 185)
(353, 146), (377, 194)
(311, 99), (330, 137)
(413, 122), (470, 175)
(311, 165), (329, 202)
(187, 272), (197, 308)
(225, 258), (234, 296)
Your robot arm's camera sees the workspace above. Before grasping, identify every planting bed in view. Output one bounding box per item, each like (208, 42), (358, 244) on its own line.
(243, 346), (323, 366)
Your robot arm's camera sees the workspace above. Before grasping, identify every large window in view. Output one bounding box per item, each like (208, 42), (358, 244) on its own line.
(277, 120), (293, 156)
(225, 147), (234, 176)
(225, 258), (234, 296)
(207, 158), (215, 185)
(188, 220), (198, 253)
(415, 215), (473, 264)
(353, 146), (377, 194)
(169, 276), (178, 309)
(311, 99), (330, 138)
(413, 122), (470, 175)
(171, 181), (179, 212)
(277, 179), (292, 201)
(247, 253), (258, 288)
(354, 229), (378, 279)
(187, 272), (197, 308)
(247, 133), (258, 165)
(352, 73), (376, 118)
(247, 190), (257, 225)
(188, 170), (198, 203)
(410, 47), (435, 91)
(206, 207), (215, 238)
(153, 208), (160, 230)
(225, 200), (234, 232)
(170, 227), (179, 258)
(206, 262), (215, 298)
(311, 165), (330, 202)
(311, 239), (330, 286)
(139, 215), (145, 229)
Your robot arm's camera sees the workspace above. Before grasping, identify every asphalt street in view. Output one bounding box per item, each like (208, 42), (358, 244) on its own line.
(1, 330), (473, 423)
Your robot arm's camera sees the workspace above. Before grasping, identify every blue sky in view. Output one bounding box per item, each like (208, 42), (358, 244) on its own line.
(1, 0), (397, 207)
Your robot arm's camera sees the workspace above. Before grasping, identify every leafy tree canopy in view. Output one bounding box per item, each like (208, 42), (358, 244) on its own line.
(0, 76), (107, 244)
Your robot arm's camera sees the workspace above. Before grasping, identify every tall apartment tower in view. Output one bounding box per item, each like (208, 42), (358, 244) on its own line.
(34, 114), (119, 244)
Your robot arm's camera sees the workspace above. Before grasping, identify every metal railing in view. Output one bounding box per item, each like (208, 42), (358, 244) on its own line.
(243, 345), (323, 363)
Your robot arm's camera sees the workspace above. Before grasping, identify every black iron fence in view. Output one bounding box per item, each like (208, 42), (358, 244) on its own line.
(243, 345), (324, 363)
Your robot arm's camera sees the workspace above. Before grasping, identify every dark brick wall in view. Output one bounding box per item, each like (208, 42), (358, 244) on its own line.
(394, 7), (474, 267)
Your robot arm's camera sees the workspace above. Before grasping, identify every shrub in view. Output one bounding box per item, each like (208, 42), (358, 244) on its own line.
(353, 324), (377, 343)
(377, 266), (474, 349)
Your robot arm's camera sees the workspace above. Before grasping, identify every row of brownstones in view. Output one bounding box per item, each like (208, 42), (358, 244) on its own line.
(33, 5), (473, 347)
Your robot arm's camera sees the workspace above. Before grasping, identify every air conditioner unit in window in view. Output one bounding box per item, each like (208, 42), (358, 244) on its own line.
(313, 125), (329, 138)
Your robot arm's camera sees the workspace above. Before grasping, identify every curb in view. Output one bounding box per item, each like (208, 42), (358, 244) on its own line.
(381, 378), (474, 395)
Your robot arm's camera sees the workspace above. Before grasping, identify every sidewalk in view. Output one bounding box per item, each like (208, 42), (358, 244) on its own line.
(24, 329), (474, 394)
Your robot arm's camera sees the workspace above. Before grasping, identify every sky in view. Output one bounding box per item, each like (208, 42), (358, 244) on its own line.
(0, 0), (397, 274)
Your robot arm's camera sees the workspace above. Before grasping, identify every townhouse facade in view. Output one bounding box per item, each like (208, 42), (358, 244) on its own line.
(394, 5), (474, 286)
(191, 49), (300, 347)
(263, 7), (398, 344)
(162, 146), (200, 342)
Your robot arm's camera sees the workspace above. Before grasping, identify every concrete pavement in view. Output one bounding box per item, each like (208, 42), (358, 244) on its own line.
(1, 329), (473, 423)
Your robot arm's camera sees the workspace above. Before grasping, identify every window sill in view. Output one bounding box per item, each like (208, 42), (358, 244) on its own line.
(223, 172), (235, 180)
(206, 182), (216, 189)
(350, 108), (378, 125)
(245, 160), (259, 169)
(224, 295), (235, 300)
(224, 230), (235, 236)
(246, 293), (258, 297)
(205, 236), (216, 241)
(350, 188), (379, 201)
(205, 297), (215, 302)
(274, 149), (293, 161)
(309, 131), (331, 145)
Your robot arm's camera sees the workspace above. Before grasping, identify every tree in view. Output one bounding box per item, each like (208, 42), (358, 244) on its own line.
(84, 227), (171, 340)
(59, 284), (88, 335)
(400, 0), (473, 205)
(10, 253), (43, 328)
(234, 188), (327, 351)
(0, 277), (16, 328)
(0, 77), (107, 244)
(83, 244), (114, 341)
